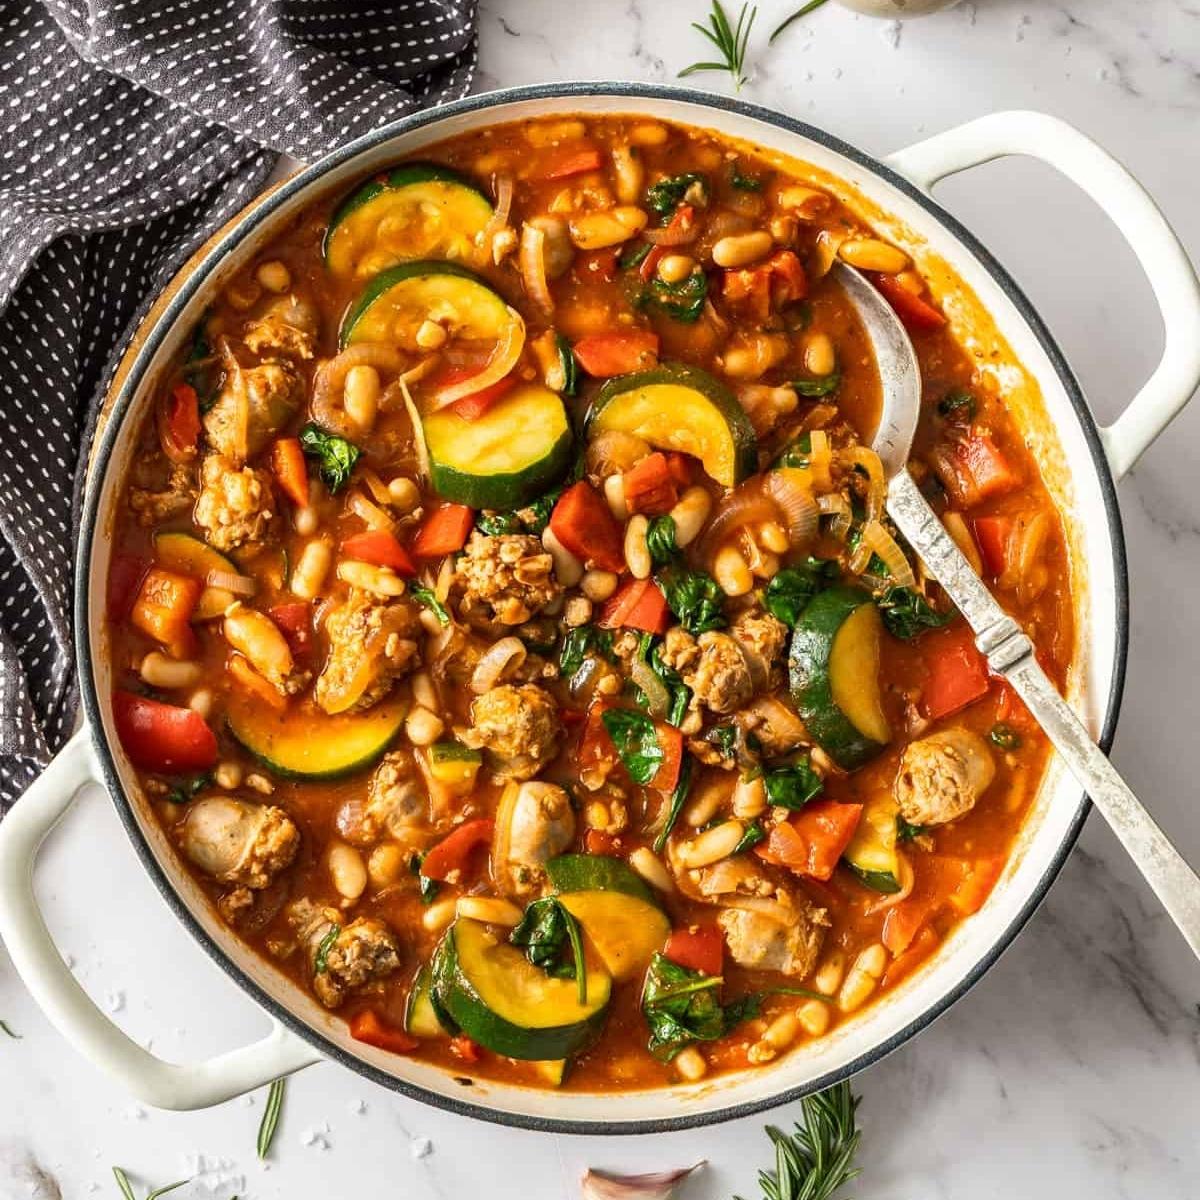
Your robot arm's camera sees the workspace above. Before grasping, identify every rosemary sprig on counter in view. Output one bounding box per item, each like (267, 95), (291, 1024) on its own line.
(0, 1018), (20, 1038)
(678, 1), (757, 91)
(257, 1077), (287, 1159)
(770, 0), (832, 43)
(111, 1167), (189, 1200)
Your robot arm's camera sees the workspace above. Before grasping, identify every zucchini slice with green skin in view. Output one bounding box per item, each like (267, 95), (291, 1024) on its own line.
(431, 918), (611, 1061)
(324, 163), (493, 280)
(842, 791), (902, 893)
(586, 363), (757, 487)
(225, 693), (407, 781)
(427, 741), (483, 792)
(154, 532), (237, 621)
(546, 854), (657, 905)
(404, 965), (449, 1038)
(789, 586), (891, 771)
(339, 260), (512, 349)
(423, 382), (572, 509)
(558, 891), (671, 983)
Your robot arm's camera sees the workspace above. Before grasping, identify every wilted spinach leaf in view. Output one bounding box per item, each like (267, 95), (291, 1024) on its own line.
(763, 558), (839, 627)
(299, 424), (360, 493)
(602, 709), (664, 785)
(763, 757), (824, 809)
(658, 561), (726, 635)
(645, 173), (708, 221)
(878, 586), (956, 641)
(637, 270), (708, 323)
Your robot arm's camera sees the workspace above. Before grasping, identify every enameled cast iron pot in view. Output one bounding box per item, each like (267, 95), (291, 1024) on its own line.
(2, 84), (1198, 1134)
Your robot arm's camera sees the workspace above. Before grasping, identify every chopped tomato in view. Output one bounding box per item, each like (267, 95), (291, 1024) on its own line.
(549, 480), (625, 573)
(972, 514), (1012, 578)
(639, 245), (666, 282)
(420, 818), (495, 882)
(107, 552), (150, 621)
(449, 1034), (481, 1063)
(269, 602), (312, 660)
(130, 567), (201, 658)
(766, 250), (807, 306)
(585, 828), (620, 856)
(349, 1010), (418, 1055)
(940, 855), (1003, 916)
(650, 723), (684, 793)
(578, 702), (617, 776)
(412, 504), (474, 558)
(621, 452), (679, 516)
(664, 452), (694, 488)
(756, 800), (864, 882)
(572, 330), (659, 377)
(664, 925), (724, 977)
(341, 529), (417, 577)
(722, 250), (807, 321)
(995, 680), (1035, 733)
(537, 145), (603, 180)
(868, 272), (947, 334)
(575, 248), (619, 283)
(158, 383), (201, 463)
(446, 371), (519, 421)
(597, 577), (670, 634)
(882, 895), (936, 956)
(112, 691), (217, 774)
(920, 623), (990, 720)
(882, 926), (939, 990)
(228, 655), (286, 711)
(271, 437), (309, 507)
(933, 431), (1021, 507)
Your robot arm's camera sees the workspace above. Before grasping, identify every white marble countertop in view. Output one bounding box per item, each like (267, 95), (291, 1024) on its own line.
(3, 1), (1199, 1196)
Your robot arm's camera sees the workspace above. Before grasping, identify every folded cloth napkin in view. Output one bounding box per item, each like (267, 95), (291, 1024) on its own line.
(0, 0), (478, 811)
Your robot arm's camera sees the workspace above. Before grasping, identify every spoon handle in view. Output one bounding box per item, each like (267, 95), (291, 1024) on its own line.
(887, 470), (1200, 958)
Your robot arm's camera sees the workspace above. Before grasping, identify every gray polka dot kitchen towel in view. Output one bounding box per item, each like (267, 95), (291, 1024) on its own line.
(0, 0), (478, 811)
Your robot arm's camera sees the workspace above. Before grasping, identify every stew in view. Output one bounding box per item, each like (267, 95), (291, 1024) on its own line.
(106, 114), (1073, 1089)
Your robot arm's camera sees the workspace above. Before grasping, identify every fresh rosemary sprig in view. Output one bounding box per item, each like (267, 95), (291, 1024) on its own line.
(736, 1081), (862, 1200)
(0, 1018), (20, 1038)
(770, 0), (831, 43)
(678, 1), (757, 92)
(257, 1077), (287, 1159)
(111, 1167), (189, 1200)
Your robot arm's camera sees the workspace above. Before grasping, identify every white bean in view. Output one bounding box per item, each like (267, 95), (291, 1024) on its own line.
(405, 705), (445, 747)
(580, 568), (619, 602)
(456, 896), (524, 926)
(337, 559), (406, 597)
(542, 526), (584, 586)
(624, 514), (652, 579)
(140, 652), (203, 690)
(329, 843), (367, 901)
(677, 820), (745, 868)
(713, 545), (752, 596)
(604, 473), (628, 520)
(668, 486), (711, 547)
(629, 847), (674, 893)
(290, 538), (332, 600)
(712, 231), (773, 268)
(255, 260), (291, 292)
(223, 606), (293, 683)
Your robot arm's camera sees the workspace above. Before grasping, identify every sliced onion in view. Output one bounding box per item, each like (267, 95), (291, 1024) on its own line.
(941, 510), (982, 575)
(699, 479), (782, 561)
(818, 493), (853, 541)
(312, 343), (409, 441)
(399, 377), (431, 483)
(519, 223), (554, 315)
(856, 519), (916, 587)
(205, 568), (256, 597)
(359, 466), (394, 506)
(841, 445), (887, 523)
(434, 554), (455, 603)
(430, 309), (526, 410)
(470, 636), (527, 694)
(349, 491), (395, 532)
(864, 851), (915, 915)
(217, 339), (250, 462)
(631, 658), (670, 718)
(644, 212), (699, 246)
(582, 1164), (705, 1200)
(586, 429), (651, 477)
(481, 173), (514, 243)
(702, 298), (729, 335)
(568, 655), (604, 705)
(763, 471), (818, 548)
(807, 429), (833, 492)
(1006, 510), (1049, 602)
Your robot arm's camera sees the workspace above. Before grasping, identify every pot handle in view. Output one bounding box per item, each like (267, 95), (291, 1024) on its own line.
(886, 110), (1200, 480)
(0, 728), (322, 1110)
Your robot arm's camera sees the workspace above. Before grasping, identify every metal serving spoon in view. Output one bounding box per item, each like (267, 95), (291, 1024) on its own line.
(834, 261), (1200, 958)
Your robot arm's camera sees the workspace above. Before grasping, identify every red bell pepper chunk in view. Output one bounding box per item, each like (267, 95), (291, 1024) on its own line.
(972, 514), (1012, 578)
(271, 437), (309, 508)
(663, 452), (694, 488)
(158, 383), (201, 463)
(412, 504), (475, 558)
(578, 702), (617, 776)
(131, 566), (201, 658)
(639, 245), (665, 282)
(597, 578), (671, 634)
(944, 856), (1003, 916)
(112, 690), (218, 774)
(882, 925), (940, 990)
(650, 723), (684, 793)
(621, 452), (679, 516)
(995, 680), (1035, 733)
(882, 895), (937, 956)
(269, 602), (313, 660)
(584, 828), (620, 856)
(664, 925), (724, 977)
(572, 330), (659, 378)
(957, 433), (1021, 503)
(755, 800), (864, 882)
(549, 480), (626, 573)
(349, 1010), (418, 1055)
(920, 623), (990, 720)
(868, 272), (947, 334)
(538, 145), (604, 180)
(445, 371), (519, 421)
(341, 529), (417, 577)
(574, 248), (620, 283)
(107, 552), (151, 621)
(420, 818), (495, 882)
(722, 250), (807, 321)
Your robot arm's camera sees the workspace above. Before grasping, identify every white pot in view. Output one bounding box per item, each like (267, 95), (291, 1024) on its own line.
(1, 85), (1197, 1132)
(835, 0), (960, 17)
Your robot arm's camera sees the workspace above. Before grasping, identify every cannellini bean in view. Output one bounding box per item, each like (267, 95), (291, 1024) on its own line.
(629, 122), (669, 146)
(187, 688), (214, 718)
(837, 943), (887, 1013)
(751, 550), (781, 581)
(344, 364), (381, 432)
(387, 476), (421, 513)
(657, 254), (695, 284)
(140, 652), (203, 690)
(684, 776), (727, 828)
(255, 260), (291, 292)
(712, 231), (773, 268)
(838, 238), (909, 274)
(580, 568), (619, 602)
(624, 514), (652, 579)
(769, 214), (798, 245)
(411, 670), (438, 712)
(629, 847), (674, 893)
(524, 118), (587, 146)
(405, 705), (445, 747)
(721, 333), (789, 380)
(245, 772), (273, 795)
(777, 185), (832, 220)
(542, 526), (584, 586)
(457, 896), (524, 926)
(603, 473), (628, 520)
(568, 206), (648, 250)
(674, 1046), (708, 1081)
(337, 559), (406, 597)
(731, 773), (767, 819)
(491, 226), (518, 265)
(527, 214), (574, 278)
(763, 1011), (800, 1050)
(329, 843), (367, 901)
(293, 504), (319, 536)
(713, 545), (753, 596)
(223, 605), (293, 682)
(612, 144), (645, 205)
(415, 319), (448, 350)
(677, 820), (745, 868)
(290, 538), (332, 600)
(813, 951), (846, 996)
(758, 520), (790, 555)
(803, 332), (837, 377)
(214, 761), (243, 790)
(796, 998), (831, 1036)
(422, 897), (458, 933)
(368, 842), (406, 889)
(668, 486), (712, 548)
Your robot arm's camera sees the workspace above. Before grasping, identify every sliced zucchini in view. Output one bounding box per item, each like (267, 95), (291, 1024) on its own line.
(427, 741), (483, 792)
(154, 532), (237, 621)
(842, 791), (902, 893)
(339, 260), (512, 349)
(558, 891), (671, 983)
(431, 918), (611, 1060)
(546, 854), (657, 905)
(404, 965), (449, 1038)
(423, 381), (572, 509)
(789, 586), (890, 770)
(324, 163), (493, 280)
(587, 363), (757, 487)
(226, 692), (407, 780)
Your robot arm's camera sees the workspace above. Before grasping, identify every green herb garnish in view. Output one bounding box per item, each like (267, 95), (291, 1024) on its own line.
(112, 1168), (189, 1200)
(313, 925), (340, 975)
(410, 852), (440, 905)
(164, 772), (211, 806)
(298, 423), (360, 493)
(679, 1), (757, 92)
(620, 242), (654, 270)
(763, 757), (824, 809)
(658, 561), (726, 635)
(769, 0), (831, 43)
(257, 1077), (286, 1160)
(733, 820), (766, 854)
(559, 624), (615, 679)
(938, 389), (977, 420)
(989, 722), (1022, 750)
(601, 709), (665, 785)
(763, 558), (838, 627)
(411, 585), (450, 626)
(730, 160), (763, 191)
(644, 172), (709, 222)
(706, 724), (738, 760)
(646, 515), (679, 566)
(637, 269), (709, 323)
(510, 897), (588, 1003)
(792, 372), (841, 398)
(877, 586), (956, 641)
(896, 816), (929, 843)
(556, 332), (580, 398)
